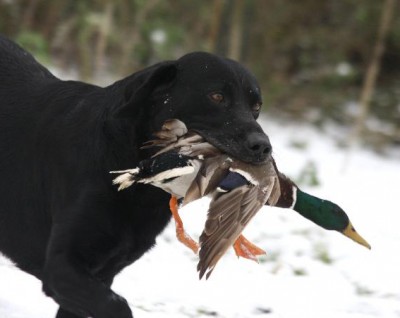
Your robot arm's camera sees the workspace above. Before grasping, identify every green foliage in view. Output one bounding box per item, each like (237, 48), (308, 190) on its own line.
(196, 308), (218, 316)
(15, 31), (49, 64)
(293, 268), (308, 276)
(141, 20), (186, 61)
(313, 242), (333, 264)
(296, 160), (320, 187)
(289, 140), (308, 150)
(354, 283), (375, 296)
(0, 0), (399, 147)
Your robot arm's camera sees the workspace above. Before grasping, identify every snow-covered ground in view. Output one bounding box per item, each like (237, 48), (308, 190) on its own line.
(1, 116), (399, 318)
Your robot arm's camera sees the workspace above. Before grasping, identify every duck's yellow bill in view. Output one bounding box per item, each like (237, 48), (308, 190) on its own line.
(342, 222), (371, 250)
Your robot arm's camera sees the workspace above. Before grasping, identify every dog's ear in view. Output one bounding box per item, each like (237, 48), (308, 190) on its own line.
(115, 61), (177, 118)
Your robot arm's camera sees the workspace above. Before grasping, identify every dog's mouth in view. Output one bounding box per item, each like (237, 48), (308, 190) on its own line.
(145, 118), (271, 165)
(190, 129), (271, 165)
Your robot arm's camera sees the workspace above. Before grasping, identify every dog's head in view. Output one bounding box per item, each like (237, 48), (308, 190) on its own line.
(117, 52), (271, 164)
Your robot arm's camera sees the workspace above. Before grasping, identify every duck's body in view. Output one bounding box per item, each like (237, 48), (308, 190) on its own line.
(111, 119), (370, 279)
(195, 159), (281, 278)
(111, 151), (201, 197)
(112, 120), (281, 274)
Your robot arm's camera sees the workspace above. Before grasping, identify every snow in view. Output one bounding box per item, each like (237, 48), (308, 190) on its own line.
(1, 116), (400, 318)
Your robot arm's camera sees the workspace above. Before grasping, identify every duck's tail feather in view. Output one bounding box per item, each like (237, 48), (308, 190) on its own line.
(110, 168), (139, 191)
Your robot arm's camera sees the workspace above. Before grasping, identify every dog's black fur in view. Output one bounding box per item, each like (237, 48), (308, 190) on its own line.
(0, 35), (271, 318)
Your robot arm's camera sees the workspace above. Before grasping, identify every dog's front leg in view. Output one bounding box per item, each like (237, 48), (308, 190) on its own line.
(55, 308), (87, 318)
(42, 224), (133, 318)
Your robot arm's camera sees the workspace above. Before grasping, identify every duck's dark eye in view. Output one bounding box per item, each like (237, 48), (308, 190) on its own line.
(209, 93), (224, 104)
(252, 102), (262, 112)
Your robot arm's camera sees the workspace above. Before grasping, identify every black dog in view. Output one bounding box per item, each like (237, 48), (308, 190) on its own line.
(0, 35), (271, 318)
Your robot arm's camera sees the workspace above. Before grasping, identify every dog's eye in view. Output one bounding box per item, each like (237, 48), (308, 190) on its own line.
(252, 102), (262, 112)
(209, 93), (224, 104)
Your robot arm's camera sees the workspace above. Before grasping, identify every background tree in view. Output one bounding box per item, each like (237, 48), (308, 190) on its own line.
(0, 0), (399, 150)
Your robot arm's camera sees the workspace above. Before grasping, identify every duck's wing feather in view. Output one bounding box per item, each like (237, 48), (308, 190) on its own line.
(141, 119), (190, 150)
(267, 175), (281, 206)
(143, 132), (220, 160)
(183, 156), (230, 205)
(197, 176), (278, 279)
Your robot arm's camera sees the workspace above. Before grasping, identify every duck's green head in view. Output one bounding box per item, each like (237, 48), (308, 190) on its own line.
(294, 188), (371, 249)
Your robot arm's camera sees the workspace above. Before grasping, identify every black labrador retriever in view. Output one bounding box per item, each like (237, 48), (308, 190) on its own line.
(0, 35), (271, 318)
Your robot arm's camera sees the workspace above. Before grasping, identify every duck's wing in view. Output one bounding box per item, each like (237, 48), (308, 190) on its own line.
(143, 129), (220, 159)
(141, 119), (189, 149)
(151, 133), (205, 156)
(183, 155), (230, 205)
(229, 159), (281, 206)
(197, 176), (278, 279)
(110, 152), (196, 191)
(266, 174), (281, 206)
(179, 141), (221, 158)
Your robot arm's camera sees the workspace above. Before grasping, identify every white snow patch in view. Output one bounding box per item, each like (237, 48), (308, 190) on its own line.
(1, 116), (400, 317)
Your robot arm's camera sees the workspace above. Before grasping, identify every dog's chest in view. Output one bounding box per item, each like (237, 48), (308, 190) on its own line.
(92, 189), (172, 278)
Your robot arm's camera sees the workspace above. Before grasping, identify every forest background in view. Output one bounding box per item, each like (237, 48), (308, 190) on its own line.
(1, 0), (399, 152)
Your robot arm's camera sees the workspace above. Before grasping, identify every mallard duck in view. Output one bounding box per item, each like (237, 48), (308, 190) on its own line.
(111, 119), (277, 260)
(111, 119), (371, 279)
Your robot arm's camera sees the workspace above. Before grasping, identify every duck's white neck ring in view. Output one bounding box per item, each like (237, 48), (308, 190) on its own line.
(289, 186), (297, 209)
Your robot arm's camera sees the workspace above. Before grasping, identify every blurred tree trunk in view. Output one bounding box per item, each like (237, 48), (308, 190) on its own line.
(351, 0), (396, 143)
(40, 0), (67, 40)
(207, 0), (224, 53)
(95, 2), (114, 75)
(241, 0), (254, 64)
(228, 0), (245, 61)
(78, 26), (93, 81)
(21, 0), (39, 30)
(118, 0), (160, 75)
(77, 2), (93, 81)
(50, 15), (78, 68)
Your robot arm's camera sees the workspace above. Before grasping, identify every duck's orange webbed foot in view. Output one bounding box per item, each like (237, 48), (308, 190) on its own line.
(233, 234), (266, 262)
(169, 196), (199, 254)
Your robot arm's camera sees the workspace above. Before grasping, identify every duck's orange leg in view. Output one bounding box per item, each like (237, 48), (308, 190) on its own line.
(169, 196), (199, 254)
(233, 234), (266, 262)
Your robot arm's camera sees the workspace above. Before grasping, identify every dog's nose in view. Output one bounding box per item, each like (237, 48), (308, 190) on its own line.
(245, 133), (272, 162)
